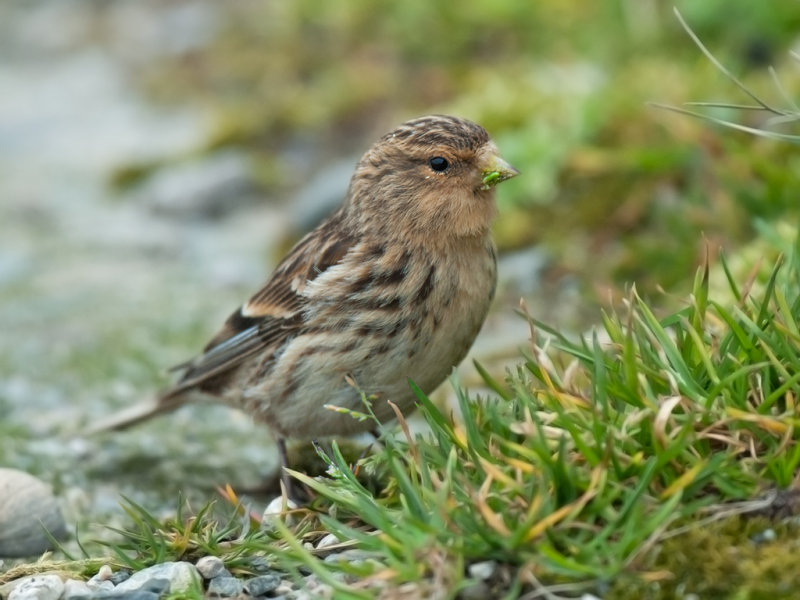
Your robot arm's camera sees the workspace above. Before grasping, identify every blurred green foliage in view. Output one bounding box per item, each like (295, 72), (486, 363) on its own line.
(123, 0), (800, 299)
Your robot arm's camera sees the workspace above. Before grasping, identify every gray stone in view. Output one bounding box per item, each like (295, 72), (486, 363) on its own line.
(195, 556), (227, 580)
(207, 576), (243, 598)
(109, 570), (131, 585)
(0, 469), (67, 558)
(458, 580), (490, 600)
(114, 561), (200, 595)
(8, 575), (64, 600)
(243, 574), (280, 596)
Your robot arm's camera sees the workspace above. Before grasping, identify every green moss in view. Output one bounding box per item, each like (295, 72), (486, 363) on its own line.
(609, 515), (800, 600)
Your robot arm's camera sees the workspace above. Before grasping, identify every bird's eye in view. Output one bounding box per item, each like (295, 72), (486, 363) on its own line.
(428, 156), (449, 172)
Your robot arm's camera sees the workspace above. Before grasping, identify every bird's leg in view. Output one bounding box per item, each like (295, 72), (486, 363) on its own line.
(276, 437), (298, 501)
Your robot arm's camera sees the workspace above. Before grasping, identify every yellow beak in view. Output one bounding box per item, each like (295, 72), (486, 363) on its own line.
(481, 155), (519, 190)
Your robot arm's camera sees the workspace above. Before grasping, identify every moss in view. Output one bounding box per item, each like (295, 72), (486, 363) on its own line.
(608, 515), (800, 599)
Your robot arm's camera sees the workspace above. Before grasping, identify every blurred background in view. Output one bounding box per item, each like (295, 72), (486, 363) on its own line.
(1, 0), (799, 531)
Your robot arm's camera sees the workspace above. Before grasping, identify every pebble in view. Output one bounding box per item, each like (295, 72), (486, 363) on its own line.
(261, 496), (299, 531)
(243, 574), (281, 596)
(195, 556), (228, 580)
(114, 561), (200, 595)
(751, 528), (777, 544)
(0, 469), (67, 558)
(7, 575), (64, 600)
(322, 549), (379, 565)
(459, 580), (490, 600)
(94, 565), (113, 581)
(109, 570), (131, 586)
(274, 582), (295, 596)
(207, 576), (243, 598)
(315, 533), (340, 550)
(467, 560), (497, 581)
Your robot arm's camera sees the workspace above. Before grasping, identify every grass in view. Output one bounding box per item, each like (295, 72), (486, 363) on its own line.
(654, 9), (800, 144)
(8, 225), (798, 599)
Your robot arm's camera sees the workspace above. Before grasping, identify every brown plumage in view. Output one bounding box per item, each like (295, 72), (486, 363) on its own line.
(90, 115), (518, 479)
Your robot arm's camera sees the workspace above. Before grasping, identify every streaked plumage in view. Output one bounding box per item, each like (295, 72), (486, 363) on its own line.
(92, 115), (518, 477)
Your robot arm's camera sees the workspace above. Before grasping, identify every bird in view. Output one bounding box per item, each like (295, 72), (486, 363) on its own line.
(90, 115), (518, 491)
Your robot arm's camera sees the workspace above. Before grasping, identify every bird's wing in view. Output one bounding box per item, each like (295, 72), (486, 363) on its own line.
(171, 222), (358, 395)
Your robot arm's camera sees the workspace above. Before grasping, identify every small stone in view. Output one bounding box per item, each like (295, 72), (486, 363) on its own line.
(323, 549), (380, 564)
(96, 565), (113, 581)
(0, 469), (67, 558)
(109, 570), (131, 585)
(243, 574), (280, 596)
(458, 580), (490, 600)
(579, 595), (604, 600)
(8, 575), (64, 600)
(315, 533), (340, 550)
(207, 576), (243, 598)
(302, 575), (332, 597)
(114, 561), (200, 596)
(195, 556), (227, 580)
(245, 556), (274, 574)
(260, 496), (298, 531)
(751, 528), (777, 544)
(467, 560), (497, 581)
(274, 581), (294, 595)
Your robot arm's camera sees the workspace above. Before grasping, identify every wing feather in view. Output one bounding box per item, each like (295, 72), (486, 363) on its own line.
(169, 217), (358, 395)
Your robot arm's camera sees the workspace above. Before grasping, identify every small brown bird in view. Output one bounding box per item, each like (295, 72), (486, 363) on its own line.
(92, 115), (518, 484)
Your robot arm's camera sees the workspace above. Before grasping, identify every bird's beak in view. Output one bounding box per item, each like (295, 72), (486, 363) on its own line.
(480, 155), (519, 190)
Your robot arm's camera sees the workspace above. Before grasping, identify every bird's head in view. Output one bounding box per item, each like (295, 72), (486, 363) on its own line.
(346, 115), (518, 241)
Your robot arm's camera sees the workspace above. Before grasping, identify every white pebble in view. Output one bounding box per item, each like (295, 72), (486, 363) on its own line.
(8, 575), (64, 600)
(260, 496), (298, 531)
(468, 560), (497, 581)
(316, 533), (340, 549)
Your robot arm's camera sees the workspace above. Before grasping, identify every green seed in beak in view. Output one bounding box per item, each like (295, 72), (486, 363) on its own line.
(481, 156), (519, 190)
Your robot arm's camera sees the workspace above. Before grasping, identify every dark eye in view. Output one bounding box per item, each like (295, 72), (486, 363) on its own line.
(428, 156), (449, 172)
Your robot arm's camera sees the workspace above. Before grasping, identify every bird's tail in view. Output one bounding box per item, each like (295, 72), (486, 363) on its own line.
(84, 391), (189, 435)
